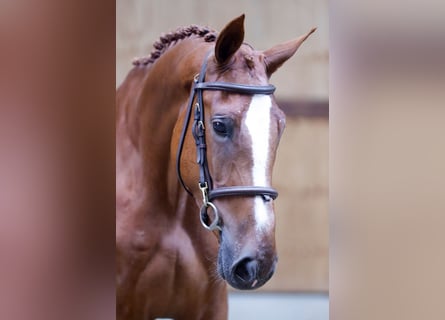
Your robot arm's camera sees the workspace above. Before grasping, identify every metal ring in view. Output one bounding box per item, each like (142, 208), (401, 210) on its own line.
(200, 202), (220, 231)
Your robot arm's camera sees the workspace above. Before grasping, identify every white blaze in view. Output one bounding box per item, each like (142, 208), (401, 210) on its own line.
(244, 95), (273, 231)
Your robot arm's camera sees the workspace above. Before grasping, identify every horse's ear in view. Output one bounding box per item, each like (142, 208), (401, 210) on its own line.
(263, 27), (316, 77)
(215, 14), (245, 65)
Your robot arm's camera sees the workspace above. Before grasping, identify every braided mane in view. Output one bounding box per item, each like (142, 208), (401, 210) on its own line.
(132, 25), (217, 66)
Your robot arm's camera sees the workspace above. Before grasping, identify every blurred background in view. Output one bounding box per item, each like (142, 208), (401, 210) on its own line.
(117, 0), (328, 319)
(3, 1), (445, 319)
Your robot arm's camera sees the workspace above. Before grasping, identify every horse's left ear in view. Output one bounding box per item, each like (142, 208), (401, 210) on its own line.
(215, 14), (245, 65)
(263, 27), (316, 77)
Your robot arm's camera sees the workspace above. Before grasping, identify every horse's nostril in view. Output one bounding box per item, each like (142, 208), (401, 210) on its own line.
(233, 257), (258, 283)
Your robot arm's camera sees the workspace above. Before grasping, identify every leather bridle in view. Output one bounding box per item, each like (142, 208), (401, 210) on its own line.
(176, 51), (279, 231)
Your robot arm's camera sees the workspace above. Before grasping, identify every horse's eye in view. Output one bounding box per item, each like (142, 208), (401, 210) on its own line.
(212, 120), (227, 135)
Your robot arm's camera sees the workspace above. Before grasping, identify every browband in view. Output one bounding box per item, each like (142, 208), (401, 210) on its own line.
(194, 82), (276, 95)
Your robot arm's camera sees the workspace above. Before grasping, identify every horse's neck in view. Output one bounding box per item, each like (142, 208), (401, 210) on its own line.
(116, 40), (207, 217)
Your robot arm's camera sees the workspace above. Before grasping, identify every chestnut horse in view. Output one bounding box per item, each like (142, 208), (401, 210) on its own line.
(116, 14), (315, 320)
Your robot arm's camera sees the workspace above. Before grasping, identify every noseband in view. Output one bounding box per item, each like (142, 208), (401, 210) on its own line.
(176, 52), (278, 231)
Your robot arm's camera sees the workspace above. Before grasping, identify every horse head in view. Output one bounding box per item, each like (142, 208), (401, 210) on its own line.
(177, 14), (315, 290)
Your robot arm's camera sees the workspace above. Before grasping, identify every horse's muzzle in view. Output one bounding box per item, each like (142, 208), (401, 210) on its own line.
(216, 214), (278, 290)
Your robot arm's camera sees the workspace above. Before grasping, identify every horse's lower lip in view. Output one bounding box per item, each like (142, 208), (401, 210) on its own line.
(226, 276), (264, 290)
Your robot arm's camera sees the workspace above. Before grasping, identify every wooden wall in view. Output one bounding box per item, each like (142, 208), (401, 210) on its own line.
(263, 115), (328, 292)
(117, 0), (328, 292)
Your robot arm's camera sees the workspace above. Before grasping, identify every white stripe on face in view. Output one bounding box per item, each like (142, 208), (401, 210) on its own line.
(244, 95), (273, 231)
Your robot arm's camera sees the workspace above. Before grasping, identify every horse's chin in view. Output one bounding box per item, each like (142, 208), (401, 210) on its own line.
(228, 270), (275, 290)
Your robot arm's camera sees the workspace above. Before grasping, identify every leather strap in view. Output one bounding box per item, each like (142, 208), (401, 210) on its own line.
(209, 187), (278, 201)
(195, 82), (275, 95)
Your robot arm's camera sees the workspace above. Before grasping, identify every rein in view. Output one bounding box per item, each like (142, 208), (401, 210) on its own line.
(176, 51), (278, 231)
